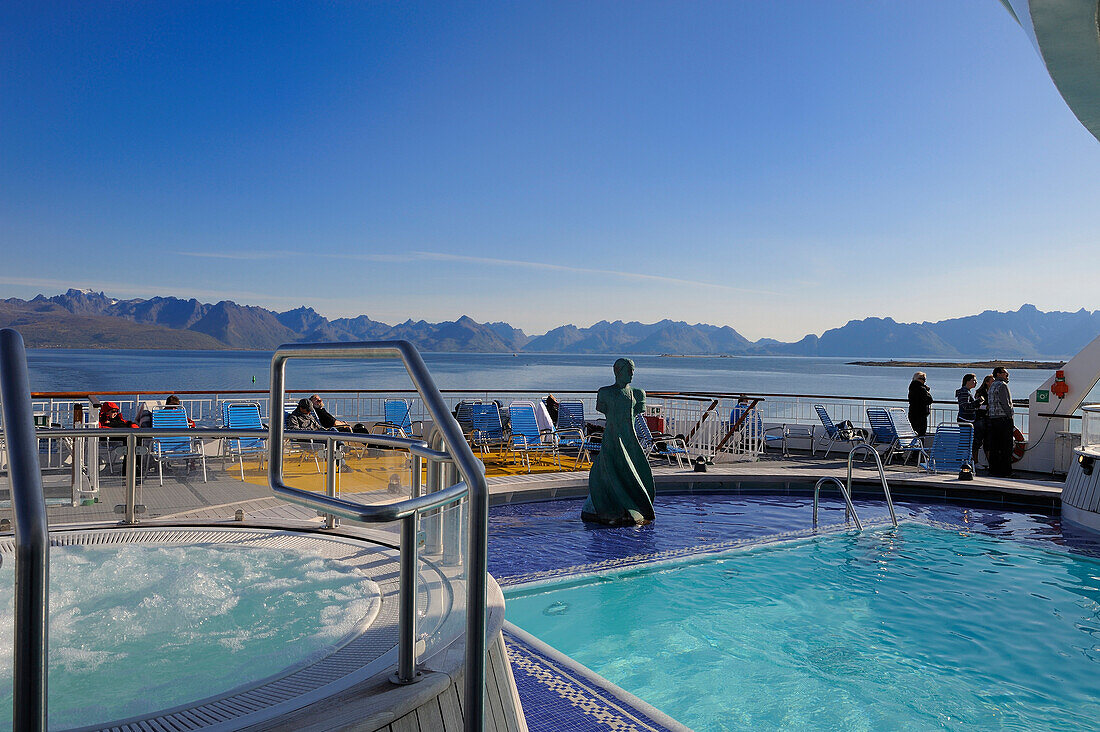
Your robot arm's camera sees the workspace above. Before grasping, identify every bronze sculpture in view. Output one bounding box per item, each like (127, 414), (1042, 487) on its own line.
(581, 358), (656, 525)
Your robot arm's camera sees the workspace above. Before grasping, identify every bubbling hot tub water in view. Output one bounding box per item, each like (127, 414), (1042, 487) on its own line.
(0, 534), (382, 730)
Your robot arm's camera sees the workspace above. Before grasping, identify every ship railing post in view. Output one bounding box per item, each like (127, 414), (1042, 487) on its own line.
(0, 329), (50, 732)
(391, 511), (421, 685)
(324, 435), (338, 529)
(124, 432), (138, 525)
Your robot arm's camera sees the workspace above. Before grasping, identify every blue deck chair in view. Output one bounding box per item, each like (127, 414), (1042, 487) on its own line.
(380, 398), (420, 438)
(918, 422), (973, 474)
(866, 407), (926, 465)
(508, 401), (558, 471)
(729, 405), (788, 456)
(470, 403), (507, 456)
(635, 414), (689, 468)
(151, 406), (207, 486)
(221, 402), (267, 480)
(813, 405), (867, 458)
(454, 400), (482, 433)
(555, 400), (587, 460)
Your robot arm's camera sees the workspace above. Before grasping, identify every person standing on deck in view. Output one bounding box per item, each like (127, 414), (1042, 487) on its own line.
(973, 375), (995, 466)
(987, 367), (1015, 478)
(908, 372), (934, 436)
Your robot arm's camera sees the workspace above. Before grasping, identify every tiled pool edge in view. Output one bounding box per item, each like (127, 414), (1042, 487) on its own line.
(503, 621), (690, 732)
(495, 518), (899, 588)
(488, 471), (1063, 513)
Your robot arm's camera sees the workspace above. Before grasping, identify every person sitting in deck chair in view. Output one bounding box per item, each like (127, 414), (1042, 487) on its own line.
(309, 394), (359, 432)
(165, 395), (196, 427)
(286, 398), (324, 432)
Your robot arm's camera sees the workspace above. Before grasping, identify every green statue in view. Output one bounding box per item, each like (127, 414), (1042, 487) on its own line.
(581, 358), (656, 525)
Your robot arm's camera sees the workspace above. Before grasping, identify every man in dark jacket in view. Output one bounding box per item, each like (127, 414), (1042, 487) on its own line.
(987, 367), (1015, 478)
(907, 372), (933, 436)
(285, 398), (323, 432)
(309, 394), (350, 431)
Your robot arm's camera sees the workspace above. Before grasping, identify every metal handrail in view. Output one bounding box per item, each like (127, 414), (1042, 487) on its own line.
(0, 329), (49, 731)
(267, 341), (488, 731)
(847, 443), (898, 527)
(812, 476), (863, 530)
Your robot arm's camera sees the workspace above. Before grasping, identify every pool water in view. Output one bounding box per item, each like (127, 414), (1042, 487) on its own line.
(0, 544), (380, 730)
(505, 523), (1100, 731)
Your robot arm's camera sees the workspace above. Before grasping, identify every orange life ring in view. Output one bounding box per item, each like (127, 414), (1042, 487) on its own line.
(1012, 428), (1026, 462)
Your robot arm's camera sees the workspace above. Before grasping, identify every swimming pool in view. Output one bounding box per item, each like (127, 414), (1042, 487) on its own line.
(495, 494), (1100, 731)
(0, 530), (393, 730)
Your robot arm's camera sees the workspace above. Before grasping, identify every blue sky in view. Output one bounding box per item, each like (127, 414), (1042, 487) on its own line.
(2, 1), (1098, 340)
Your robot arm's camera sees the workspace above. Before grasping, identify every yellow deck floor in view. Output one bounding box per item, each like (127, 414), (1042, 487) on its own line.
(237, 448), (588, 494)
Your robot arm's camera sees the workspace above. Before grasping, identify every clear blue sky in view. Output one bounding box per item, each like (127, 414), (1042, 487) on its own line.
(2, 1), (1098, 340)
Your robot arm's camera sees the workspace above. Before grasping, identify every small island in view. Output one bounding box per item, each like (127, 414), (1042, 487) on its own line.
(848, 360), (1065, 370)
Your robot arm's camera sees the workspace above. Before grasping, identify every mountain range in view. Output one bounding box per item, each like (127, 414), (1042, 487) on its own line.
(2, 290), (1097, 358)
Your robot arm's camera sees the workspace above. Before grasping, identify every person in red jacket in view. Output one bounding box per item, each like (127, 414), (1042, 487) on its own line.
(98, 401), (138, 475)
(99, 402), (137, 429)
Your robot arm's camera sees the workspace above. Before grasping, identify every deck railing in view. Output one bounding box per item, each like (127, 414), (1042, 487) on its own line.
(22, 388), (1032, 435)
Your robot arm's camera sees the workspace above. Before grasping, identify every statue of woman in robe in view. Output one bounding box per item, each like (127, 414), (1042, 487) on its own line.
(581, 358), (656, 525)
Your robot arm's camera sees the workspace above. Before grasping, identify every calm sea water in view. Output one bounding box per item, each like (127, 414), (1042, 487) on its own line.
(23, 349), (1072, 403)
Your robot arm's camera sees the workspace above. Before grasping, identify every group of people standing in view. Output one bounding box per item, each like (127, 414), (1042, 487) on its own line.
(908, 367), (1017, 478)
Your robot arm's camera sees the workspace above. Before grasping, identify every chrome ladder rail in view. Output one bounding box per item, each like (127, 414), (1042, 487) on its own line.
(812, 477), (863, 530)
(0, 329), (49, 732)
(813, 443), (898, 531)
(847, 443), (898, 527)
(268, 341), (489, 732)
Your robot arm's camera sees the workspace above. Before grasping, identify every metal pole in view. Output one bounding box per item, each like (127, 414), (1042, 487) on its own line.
(0, 329), (49, 732)
(443, 461), (462, 567)
(124, 432), (138, 525)
(424, 429), (444, 555)
(325, 436), (338, 529)
(411, 454), (422, 499)
(391, 512), (421, 684)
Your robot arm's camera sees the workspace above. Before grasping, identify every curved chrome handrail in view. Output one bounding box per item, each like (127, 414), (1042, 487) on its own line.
(0, 329), (48, 732)
(812, 476), (863, 531)
(847, 443), (898, 527)
(267, 341), (488, 731)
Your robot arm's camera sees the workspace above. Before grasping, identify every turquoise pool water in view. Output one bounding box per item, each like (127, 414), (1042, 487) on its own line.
(505, 523), (1100, 731)
(0, 544), (380, 730)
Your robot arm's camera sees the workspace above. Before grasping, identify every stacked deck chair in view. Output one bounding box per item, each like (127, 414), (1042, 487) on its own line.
(813, 405), (867, 458)
(151, 406), (207, 486)
(634, 414), (690, 468)
(221, 402), (267, 480)
(508, 401), (559, 471)
(919, 422), (973, 474)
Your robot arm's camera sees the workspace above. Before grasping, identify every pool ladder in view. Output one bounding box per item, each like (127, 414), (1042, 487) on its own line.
(813, 443), (898, 531)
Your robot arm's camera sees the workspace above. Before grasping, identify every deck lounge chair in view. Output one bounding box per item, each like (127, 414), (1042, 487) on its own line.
(470, 403), (507, 456)
(634, 414), (689, 468)
(813, 405), (867, 458)
(380, 398), (421, 438)
(508, 401), (558, 471)
(918, 422), (973, 474)
(454, 400), (482, 433)
(151, 406), (207, 486)
(555, 400), (587, 460)
(866, 407), (927, 465)
(221, 402), (267, 480)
